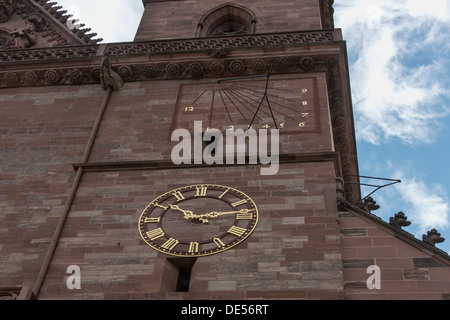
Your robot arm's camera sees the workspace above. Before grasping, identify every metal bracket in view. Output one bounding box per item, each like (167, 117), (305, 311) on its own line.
(345, 175), (401, 201)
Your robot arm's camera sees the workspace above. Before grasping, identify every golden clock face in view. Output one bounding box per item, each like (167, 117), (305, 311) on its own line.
(171, 74), (318, 134)
(138, 184), (258, 257)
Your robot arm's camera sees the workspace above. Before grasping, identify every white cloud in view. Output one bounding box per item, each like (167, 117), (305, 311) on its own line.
(406, 0), (449, 20)
(335, 0), (450, 145)
(55, 0), (143, 43)
(393, 171), (449, 236)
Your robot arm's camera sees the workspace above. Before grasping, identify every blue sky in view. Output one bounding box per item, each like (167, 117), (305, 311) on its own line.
(55, 0), (450, 253)
(334, 0), (450, 254)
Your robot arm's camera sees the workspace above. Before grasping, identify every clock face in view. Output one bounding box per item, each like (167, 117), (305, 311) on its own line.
(138, 184), (258, 257)
(171, 74), (319, 134)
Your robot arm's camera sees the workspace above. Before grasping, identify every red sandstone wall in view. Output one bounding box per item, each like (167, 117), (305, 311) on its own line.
(0, 84), (105, 288)
(340, 210), (450, 300)
(38, 162), (342, 299)
(88, 75), (334, 163)
(135, 0), (322, 41)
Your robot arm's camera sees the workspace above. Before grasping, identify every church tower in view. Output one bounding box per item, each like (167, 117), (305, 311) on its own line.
(0, 0), (448, 301)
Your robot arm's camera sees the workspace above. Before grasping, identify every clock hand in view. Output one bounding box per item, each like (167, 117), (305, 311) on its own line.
(168, 204), (194, 218)
(194, 208), (254, 220)
(168, 204), (209, 223)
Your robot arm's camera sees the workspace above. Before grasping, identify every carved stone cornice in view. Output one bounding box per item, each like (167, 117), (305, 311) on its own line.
(0, 31), (340, 90)
(0, 29), (339, 63)
(320, 0), (335, 29)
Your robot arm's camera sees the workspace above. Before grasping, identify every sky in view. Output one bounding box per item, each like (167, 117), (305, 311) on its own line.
(54, 0), (450, 254)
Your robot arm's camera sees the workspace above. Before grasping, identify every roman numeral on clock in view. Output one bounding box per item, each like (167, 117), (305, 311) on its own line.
(231, 199), (248, 207)
(144, 217), (160, 223)
(213, 237), (225, 248)
(161, 238), (179, 250)
(195, 186), (208, 197)
(146, 228), (165, 240)
(236, 212), (252, 220)
(188, 242), (199, 253)
(171, 191), (185, 202)
(218, 188), (230, 199)
(228, 225), (247, 237)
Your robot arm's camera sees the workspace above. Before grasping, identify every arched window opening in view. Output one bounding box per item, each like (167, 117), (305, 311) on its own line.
(196, 3), (257, 37)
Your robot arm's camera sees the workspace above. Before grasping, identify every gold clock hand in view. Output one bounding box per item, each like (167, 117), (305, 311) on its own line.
(168, 204), (194, 218)
(196, 208), (254, 220)
(168, 204), (209, 223)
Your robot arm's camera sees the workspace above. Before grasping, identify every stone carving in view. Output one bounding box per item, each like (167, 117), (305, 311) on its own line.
(333, 116), (345, 130)
(356, 197), (380, 213)
(273, 58), (288, 72)
(422, 229), (445, 247)
(68, 68), (83, 84)
(105, 31), (335, 57)
(300, 57), (316, 70)
(4, 71), (19, 86)
(0, 0), (13, 23)
(91, 68), (101, 80)
(143, 65), (157, 78)
(100, 55), (123, 91)
(208, 48), (230, 58)
(389, 211), (411, 229)
(166, 63), (181, 78)
(0, 30), (336, 63)
(0, 290), (18, 300)
(229, 60), (245, 74)
(9, 26), (36, 48)
(188, 62), (204, 78)
(320, 0), (335, 29)
(118, 66), (133, 81)
(44, 69), (60, 84)
(34, 0), (102, 44)
(23, 71), (39, 84)
(209, 62), (225, 75)
(252, 59), (268, 74)
(335, 132), (347, 147)
(0, 0), (102, 50)
(27, 11), (47, 32)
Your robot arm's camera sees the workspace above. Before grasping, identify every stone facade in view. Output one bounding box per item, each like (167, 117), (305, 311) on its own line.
(0, 0), (448, 300)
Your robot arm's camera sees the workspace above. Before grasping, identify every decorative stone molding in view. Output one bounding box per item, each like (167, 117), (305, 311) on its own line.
(0, 0), (13, 23)
(389, 211), (411, 229)
(188, 61), (204, 78)
(106, 31), (336, 57)
(423, 229), (446, 247)
(320, 0), (335, 29)
(356, 197), (380, 213)
(0, 30), (337, 63)
(100, 55), (123, 91)
(229, 59), (245, 74)
(2, 53), (345, 86)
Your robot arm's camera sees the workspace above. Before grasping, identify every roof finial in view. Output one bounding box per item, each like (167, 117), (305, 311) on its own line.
(422, 229), (445, 247)
(389, 211), (411, 229)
